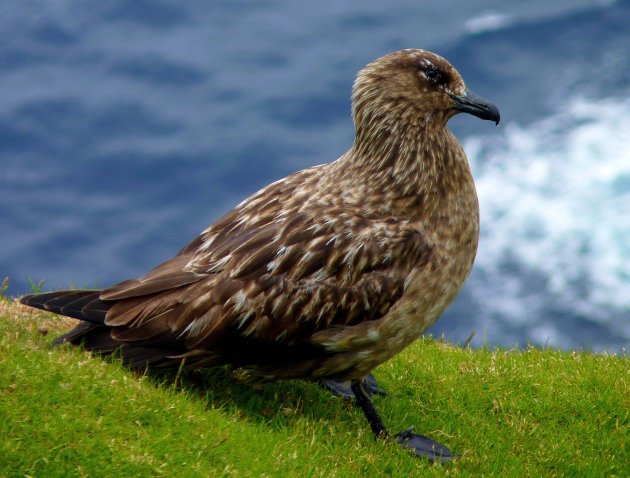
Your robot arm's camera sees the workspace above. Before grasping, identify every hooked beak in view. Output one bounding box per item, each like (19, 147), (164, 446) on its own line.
(449, 89), (500, 125)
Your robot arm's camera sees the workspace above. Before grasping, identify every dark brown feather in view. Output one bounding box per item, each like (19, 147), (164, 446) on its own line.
(21, 290), (107, 324)
(101, 255), (203, 300)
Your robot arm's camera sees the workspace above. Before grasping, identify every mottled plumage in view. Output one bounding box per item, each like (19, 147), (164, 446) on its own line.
(21, 49), (500, 461)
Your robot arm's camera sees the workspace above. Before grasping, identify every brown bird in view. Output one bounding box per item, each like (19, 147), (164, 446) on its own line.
(21, 49), (499, 462)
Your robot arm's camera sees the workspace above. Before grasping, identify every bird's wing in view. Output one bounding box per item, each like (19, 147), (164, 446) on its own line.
(100, 254), (204, 300)
(99, 206), (432, 352)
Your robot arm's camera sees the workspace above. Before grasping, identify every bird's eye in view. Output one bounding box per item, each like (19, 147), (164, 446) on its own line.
(425, 67), (441, 82)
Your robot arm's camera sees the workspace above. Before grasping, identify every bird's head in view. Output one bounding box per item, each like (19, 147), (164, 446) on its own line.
(352, 49), (500, 131)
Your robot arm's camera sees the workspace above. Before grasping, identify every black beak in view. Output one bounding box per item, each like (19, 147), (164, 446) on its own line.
(449, 89), (500, 125)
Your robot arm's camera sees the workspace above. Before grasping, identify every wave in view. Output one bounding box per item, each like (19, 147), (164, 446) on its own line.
(462, 95), (630, 351)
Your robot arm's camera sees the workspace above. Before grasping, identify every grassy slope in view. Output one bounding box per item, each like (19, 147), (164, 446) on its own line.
(0, 298), (628, 478)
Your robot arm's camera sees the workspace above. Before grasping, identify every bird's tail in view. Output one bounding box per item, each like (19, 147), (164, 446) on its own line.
(19, 290), (116, 348)
(20, 290), (109, 323)
(19, 290), (184, 367)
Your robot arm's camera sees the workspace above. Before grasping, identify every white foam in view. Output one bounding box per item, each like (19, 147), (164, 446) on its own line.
(464, 12), (514, 34)
(465, 95), (630, 348)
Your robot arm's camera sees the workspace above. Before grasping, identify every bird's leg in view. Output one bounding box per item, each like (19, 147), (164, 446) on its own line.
(351, 379), (388, 436)
(350, 379), (458, 463)
(320, 373), (387, 399)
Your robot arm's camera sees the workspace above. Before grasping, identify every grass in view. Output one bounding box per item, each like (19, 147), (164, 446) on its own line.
(0, 296), (628, 477)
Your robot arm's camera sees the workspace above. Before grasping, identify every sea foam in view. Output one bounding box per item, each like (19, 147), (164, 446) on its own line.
(464, 95), (630, 350)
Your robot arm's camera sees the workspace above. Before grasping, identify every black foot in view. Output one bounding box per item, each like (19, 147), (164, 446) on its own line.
(395, 427), (459, 463)
(320, 373), (387, 399)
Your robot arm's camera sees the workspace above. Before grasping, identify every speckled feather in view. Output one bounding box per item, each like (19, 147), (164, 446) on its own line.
(21, 49), (487, 382)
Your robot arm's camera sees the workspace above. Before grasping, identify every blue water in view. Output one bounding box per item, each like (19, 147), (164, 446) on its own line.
(1, 0), (629, 352)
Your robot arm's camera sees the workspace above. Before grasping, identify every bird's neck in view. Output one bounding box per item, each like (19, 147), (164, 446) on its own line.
(333, 118), (473, 216)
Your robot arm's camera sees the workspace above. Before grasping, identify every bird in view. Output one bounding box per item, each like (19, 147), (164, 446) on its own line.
(20, 48), (500, 462)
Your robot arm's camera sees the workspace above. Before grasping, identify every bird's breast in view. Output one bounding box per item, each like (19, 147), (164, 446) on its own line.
(339, 165), (480, 377)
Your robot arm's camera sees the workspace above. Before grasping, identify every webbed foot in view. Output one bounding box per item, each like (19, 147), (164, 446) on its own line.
(320, 373), (387, 399)
(395, 427), (458, 463)
(349, 379), (458, 464)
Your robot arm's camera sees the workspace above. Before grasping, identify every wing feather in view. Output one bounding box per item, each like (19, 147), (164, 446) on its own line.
(92, 166), (433, 361)
(101, 255), (203, 300)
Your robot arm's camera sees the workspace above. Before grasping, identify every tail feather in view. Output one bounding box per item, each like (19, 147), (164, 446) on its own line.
(20, 290), (109, 324)
(21, 290), (184, 368)
(52, 321), (103, 346)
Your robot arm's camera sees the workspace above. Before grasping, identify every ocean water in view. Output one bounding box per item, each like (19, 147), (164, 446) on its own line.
(1, 0), (628, 352)
(440, 96), (630, 351)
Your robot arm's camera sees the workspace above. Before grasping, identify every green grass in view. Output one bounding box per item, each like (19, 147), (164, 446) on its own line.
(1, 298), (628, 477)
